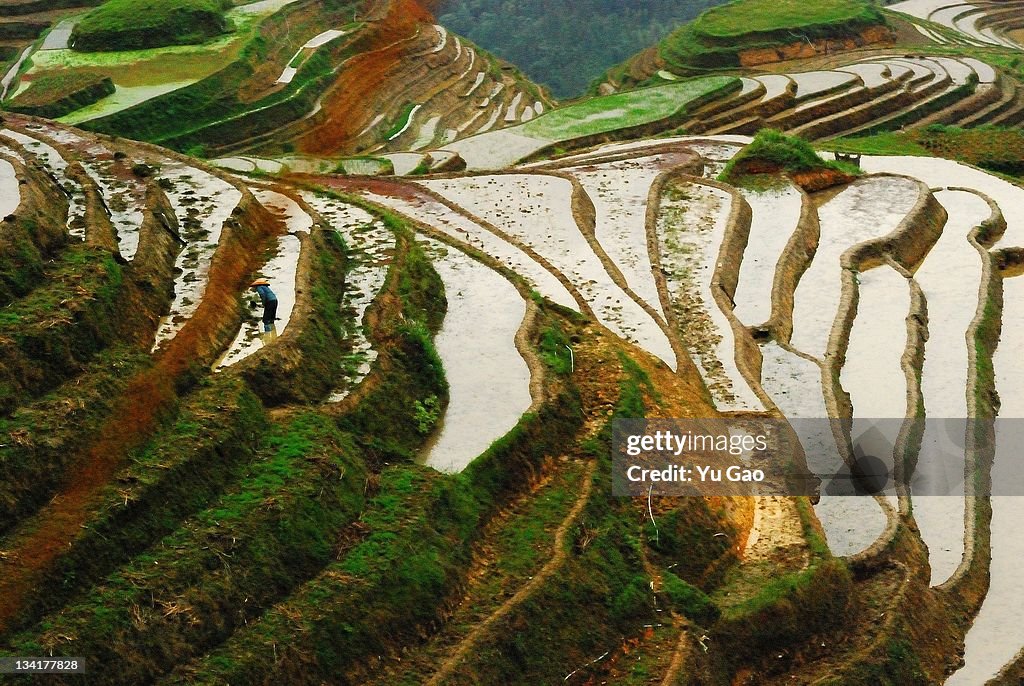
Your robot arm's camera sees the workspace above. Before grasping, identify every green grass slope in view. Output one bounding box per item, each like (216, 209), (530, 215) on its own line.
(521, 76), (738, 141)
(7, 73), (115, 118)
(71, 0), (232, 52)
(659, 0), (885, 73)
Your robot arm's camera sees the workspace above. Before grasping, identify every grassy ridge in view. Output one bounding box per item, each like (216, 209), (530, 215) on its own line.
(825, 124), (1024, 179)
(0, 22), (49, 41)
(8, 73), (115, 119)
(695, 0), (879, 39)
(720, 129), (860, 183)
(72, 0), (232, 52)
(0, 213), (69, 309)
(154, 308), (583, 685)
(0, 246), (130, 415)
(659, 0), (884, 72)
(0, 349), (152, 538)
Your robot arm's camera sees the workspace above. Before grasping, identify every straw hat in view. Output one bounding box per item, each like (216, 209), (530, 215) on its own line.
(250, 278), (270, 286)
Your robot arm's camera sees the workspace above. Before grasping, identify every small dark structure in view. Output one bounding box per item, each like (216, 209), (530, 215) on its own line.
(835, 152), (862, 168)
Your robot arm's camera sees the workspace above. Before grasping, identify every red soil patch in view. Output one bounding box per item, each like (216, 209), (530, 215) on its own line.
(294, 0), (433, 155)
(291, 172), (422, 201)
(738, 25), (893, 67)
(0, 196), (284, 633)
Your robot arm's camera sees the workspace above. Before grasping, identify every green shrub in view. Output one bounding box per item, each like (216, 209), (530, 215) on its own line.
(610, 574), (653, 622)
(721, 129), (857, 182)
(538, 322), (572, 374)
(413, 394), (441, 434)
(662, 571), (720, 623)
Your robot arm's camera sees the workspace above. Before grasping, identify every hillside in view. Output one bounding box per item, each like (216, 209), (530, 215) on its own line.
(0, 0), (552, 162)
(1, 0), (1024, 683)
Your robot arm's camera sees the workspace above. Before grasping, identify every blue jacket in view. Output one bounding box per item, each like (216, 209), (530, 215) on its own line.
(254, 284), (277, 304)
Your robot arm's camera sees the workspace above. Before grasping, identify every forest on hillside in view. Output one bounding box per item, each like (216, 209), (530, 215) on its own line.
(436, 0), (728, 97)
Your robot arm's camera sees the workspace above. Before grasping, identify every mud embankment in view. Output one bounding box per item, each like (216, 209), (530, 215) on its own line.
(738, 25), (895, 67)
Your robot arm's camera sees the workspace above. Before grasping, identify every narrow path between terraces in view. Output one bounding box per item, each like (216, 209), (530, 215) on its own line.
(424, 460), (597, 686)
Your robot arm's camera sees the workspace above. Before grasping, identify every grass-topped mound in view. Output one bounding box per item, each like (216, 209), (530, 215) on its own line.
(660, 0), (887, 73)
(721, 129), (859, 190)
(7, 72), (114, 118)
(71, 0), (231, 52)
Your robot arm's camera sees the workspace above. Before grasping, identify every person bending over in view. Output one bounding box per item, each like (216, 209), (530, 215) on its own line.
(250, 278), (278, 332)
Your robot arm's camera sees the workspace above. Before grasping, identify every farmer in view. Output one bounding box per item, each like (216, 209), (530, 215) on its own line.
(250, 278), (278, 332)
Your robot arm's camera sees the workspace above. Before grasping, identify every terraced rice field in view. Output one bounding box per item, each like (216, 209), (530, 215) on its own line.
(5, 27), (1024, 675)
(790, 176), (920, 358)
(153, 165), (242, 349)
(0, 128), (87, 237)
(299, 191), (394, 402)
(402, 134), (1024, 587)
(839, 265), (912, 485)
(889, 0), (1024, 48)
(948, 276), (1024, 684)
(215, 233), (301, 370)
(443, 76), (739, 169)
(911, 189), (990, 585)
(348, 186), (579, 310)
(400, 52), (1019, 177)
(417, 238), (532, 473)
(655, 179), (764, 411)
(420, 174), (677, 367)
(664, 55), (1021, 140)
(732, 182), (803, 327)
(562, 154), (681, 318)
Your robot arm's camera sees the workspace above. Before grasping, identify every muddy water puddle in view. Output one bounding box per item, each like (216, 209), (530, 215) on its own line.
(416, 238), (531, 473)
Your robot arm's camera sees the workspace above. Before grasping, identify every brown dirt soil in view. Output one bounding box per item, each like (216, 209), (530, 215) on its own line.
(737, 25), (894, 67)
